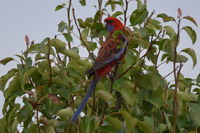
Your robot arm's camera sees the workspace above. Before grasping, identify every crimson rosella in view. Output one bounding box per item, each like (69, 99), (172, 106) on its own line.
(71, 17), (128, 122)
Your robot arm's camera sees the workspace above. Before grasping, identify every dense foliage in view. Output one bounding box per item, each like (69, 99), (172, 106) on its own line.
(0, 0), (199, 133)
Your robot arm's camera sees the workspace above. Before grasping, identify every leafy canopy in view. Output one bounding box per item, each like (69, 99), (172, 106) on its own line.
(0, 0), (199, 133)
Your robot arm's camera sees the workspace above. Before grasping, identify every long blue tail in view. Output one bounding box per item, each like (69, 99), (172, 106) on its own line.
(70, 78), (99, 122)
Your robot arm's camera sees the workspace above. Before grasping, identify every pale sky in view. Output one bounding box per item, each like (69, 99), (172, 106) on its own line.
(0, 0), (199, 118)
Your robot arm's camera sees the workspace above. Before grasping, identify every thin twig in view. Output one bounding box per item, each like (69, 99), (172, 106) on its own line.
(144, 10), (155, 27)
(117, 65), (133, 78)
(72, 8), (95, 61)
(47, 39), (52, 86)
(118, 30), (162, 78)
(99, 103), (107, 126)
(36, 110), (40, 133)
(99, 64), (119, 125)
(66, 0), (72, 49)
(155, 49), (161, 68)
(98, 0), (103, 22)
(155, 30), (165, 68)
(91, 1), (104, 114)
(98, 0), (103, 42)
(172, 17), (181, 133)
(123, 0), (129, 26)
(156, 61), (167, 68)
(164, 66), (179, 79)
(141, 31), (162, 59)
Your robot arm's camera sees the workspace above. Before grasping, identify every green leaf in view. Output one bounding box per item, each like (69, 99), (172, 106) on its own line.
(120, 110), (137, 131)
(3, 95), (16, 114)
(96, 90), (113, 102)
(55, 4), (65, 11)
(4, 76), (21, 99)
(27, 124), (37, 133)
(50, 38), (66, 49)
(117, 83), (136, 105)
(91, 23), (106, 38)
(157, 13), (175, 22)
(15, 54), (25, 61)
(0, 57), (14, 65)
(77, 19), (86, 28)
(183, 16), (198, 27)
(182, 26), (197, 44)
(137, 74), (151, 89)
(105, 0), (122, 11)
(159, 39), (173, 57)
(40, 37), (50, 45)
(130, 6), (148, 26)
(0, 68), (17, 91)
(189, 103), (200, 127)
(63, 33), (73, 42)
(106, 116), (122, 130)
(197, 73), (200, 83)
(0, 117), (6, 132)
(112, 11), (123, 17)
(146, 19), (162, 31)
(46, 125), (56, 133)
(7, 104), (20, 129)
(81, 28), (89, 41)
(94, 11), (101, 23)
(181, 48), (197, 67)
(27, 43), (54, 55)
(80, 117), (95, 133)
(58, 21), (67, 33)
(163, 26), (176, 38)
(87, 42), (97, 51)
(78, 59), (92, 67)
(21, 67), (37, 90)
(79, 0), (86, 6)
(61, 49), (80, 60)
(17, 103), (34, 123)
(56, 107), (73, 118)
(105, 0), (122, 6)
(137, 120), (154, 133)
(161, 53), (169, 62)
(177, 91), (198, 102)
(136, 0), (143, 10)
(176, 54), (188, 63)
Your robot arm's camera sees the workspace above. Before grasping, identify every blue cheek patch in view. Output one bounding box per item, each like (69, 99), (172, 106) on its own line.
(106, 24), (114, 32)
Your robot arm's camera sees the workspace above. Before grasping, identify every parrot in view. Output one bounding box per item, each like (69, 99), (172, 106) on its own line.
(71, 17), (128, 122)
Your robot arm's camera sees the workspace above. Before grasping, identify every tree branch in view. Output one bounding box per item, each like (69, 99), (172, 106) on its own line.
(47, 39), (52, 86)
(66, 0), (72, 49)
(72, 8), (95, 61)
(123, 0), (129, 26)
(172, 17), (181, 133)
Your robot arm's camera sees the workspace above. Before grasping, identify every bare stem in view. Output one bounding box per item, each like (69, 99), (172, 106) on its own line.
(144, 10), (155, 27)
(36, 110), (40, 133)
(67, 0), (72, 49)
(164, 66), (179, 79)
(98, 0), (103, 22)
(123, 0), (129, 26)
(72, 8), (95, 61)
(172, 17), (181, 133)
(118, 30), (162, 78)
(47, 39), (52, 86)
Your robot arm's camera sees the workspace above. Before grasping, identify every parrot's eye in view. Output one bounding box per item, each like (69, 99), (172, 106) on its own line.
(108, 20), (114, 23)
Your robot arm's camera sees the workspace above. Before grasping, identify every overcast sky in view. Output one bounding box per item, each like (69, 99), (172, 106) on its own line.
(0, 0), (199, 118)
